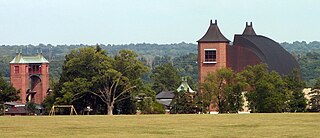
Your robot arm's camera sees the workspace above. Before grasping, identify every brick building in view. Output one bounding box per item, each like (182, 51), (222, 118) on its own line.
(197, 20), (299, 112)
(10, 52), (49, 104)
(197, 20), (299, 85)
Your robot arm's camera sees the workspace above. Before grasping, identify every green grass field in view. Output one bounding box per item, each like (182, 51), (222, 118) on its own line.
(1, 113), (320, 137)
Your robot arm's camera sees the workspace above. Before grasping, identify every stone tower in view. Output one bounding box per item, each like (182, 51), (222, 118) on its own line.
(10, 52), (49, 104)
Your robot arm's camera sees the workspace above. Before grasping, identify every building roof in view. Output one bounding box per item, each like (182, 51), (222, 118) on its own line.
(197, 20), (230, 43)
(233, 34), (299, 75)
(242, 22), (257, 35)
(10, 53), (49, 64)
(156, 91), (175, 99)
(176, 77), (196, 93)
(5, 106), (27, 114)
(156, 99), (172, 107)
(4, 101), (25, 106)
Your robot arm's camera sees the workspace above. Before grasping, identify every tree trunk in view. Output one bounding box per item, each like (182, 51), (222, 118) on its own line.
(107, 104), (113, 115)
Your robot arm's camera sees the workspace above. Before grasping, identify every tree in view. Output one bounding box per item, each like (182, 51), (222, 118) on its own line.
(0, 72), (20, 104)
(170, 90), (197, 114)
(45, 46), (148, 115)
(150, 63), (181, 93)
(173, 53), (198, 84)
(201, 68), (245, 113)
(309, 78), (320, 111)
(242, 64), (291, 113)
(46, 46), (108, 114)
(91, 50), (149, 115)
(134, 83), (165, 114)
(284, 69), (307, 112)
(225, 73), (247, 112)
(26, 101), (37, 115)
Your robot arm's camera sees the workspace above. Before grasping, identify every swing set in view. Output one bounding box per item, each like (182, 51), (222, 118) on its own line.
(49, 105), (78, 116)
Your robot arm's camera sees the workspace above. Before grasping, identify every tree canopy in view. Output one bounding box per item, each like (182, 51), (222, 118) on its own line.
(241, 64), (291, 113)
(200, 64), (307, 113)
(201, 68), (246, 113)
(0, 72), (20, 104)
(44, 46), (149, 115)
(150, 63), (181, 93)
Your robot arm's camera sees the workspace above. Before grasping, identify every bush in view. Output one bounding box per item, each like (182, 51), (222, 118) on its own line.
(151, 102), (166, 114)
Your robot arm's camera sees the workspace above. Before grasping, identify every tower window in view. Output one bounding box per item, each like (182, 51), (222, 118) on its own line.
(29, 64), (41, 74)
(14, 66), (19, 74)
(204, 49), (217, 63)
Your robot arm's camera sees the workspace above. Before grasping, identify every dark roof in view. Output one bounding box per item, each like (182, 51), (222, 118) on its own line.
(198, 20), (230, 43)
(242, 22), (257, 35)
(5, 106), (27, 114)
(156, 91), (175, 99)
(156, 100), (172, 107)
(4, 102), (24, 106)
(233, 35), (299, 75)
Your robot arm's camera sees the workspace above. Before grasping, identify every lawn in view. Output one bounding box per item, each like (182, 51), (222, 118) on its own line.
(0, 113), (320, 137)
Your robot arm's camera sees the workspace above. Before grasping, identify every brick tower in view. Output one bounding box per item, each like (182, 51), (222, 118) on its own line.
(197, 20), (230, 84)
(197, 20), (230, 112)
(10, 52), (49, 104)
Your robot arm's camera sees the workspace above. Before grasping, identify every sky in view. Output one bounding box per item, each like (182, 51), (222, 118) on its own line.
(0, 0), (319, 45)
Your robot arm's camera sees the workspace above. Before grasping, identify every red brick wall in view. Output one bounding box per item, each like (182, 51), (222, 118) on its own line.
(198, 42), (228, 84)
(10, 64), (29, 103)
(10, 63), (49, 104)
(40, 63), (49, 104)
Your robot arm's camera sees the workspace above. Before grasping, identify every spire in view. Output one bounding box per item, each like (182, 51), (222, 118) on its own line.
(197, 19), (230, 43)
(242, 22), (257, 35)
(177, 77), (196, 93)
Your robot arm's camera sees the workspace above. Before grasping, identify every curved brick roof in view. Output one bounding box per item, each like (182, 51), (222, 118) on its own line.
(233, 35), (299, 75)
(198, 20), (230, 43)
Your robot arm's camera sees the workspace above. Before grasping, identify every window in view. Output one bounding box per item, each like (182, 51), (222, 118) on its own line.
(29, 64), (41, 74)
(14, 66), (19, 74)
(204, 49), (216, 63)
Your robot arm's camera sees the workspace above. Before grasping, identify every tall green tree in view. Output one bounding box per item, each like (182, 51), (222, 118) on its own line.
(45, 46), (148, 115)
(242, 64), (291, 113)
(284, 69), (307, 112)
(92, 50), (149, 115)
(0, 73), (20, 104)
(150, 63), (181, 93)
(201, 68), (245, 113)
(225, 73), (247, 112)
(170, 91), (197, 114)
(44, 46), (108, 114)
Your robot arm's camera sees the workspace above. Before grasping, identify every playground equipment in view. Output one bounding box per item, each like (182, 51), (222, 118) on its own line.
(49, 105), (78, 116)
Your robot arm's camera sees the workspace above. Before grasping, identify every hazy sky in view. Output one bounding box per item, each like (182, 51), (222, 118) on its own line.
(0, 0), (319, 45)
